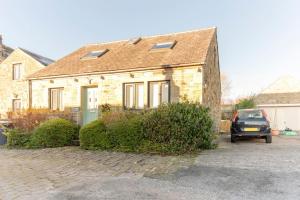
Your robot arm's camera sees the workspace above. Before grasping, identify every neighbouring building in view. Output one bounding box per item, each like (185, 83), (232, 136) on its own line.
(0, 35), (14, 63)
(255, 76), (300, 131)
(28, 27), (221, 128)
(0, 48), (54, 119)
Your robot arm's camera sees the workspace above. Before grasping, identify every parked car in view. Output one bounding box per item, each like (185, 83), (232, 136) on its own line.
(231, 109), (272, 143)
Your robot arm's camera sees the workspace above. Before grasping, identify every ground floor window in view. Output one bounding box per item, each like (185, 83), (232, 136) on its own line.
(49, 88), (64, 111)
(124, 82), (144, 109)
(12, 99), (21, 112)
(149, 81), (170, 108)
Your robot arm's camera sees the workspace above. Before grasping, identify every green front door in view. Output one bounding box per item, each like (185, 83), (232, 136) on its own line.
(82, 87), (99, 125)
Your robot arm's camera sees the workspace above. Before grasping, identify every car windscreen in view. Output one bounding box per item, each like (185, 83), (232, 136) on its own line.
(238, 110), (264, 120)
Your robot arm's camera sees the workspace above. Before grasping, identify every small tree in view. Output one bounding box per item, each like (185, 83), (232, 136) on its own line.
(235, 95), (256, 110)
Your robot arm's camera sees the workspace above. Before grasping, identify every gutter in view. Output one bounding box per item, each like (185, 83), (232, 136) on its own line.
(27, 62), (204, 80)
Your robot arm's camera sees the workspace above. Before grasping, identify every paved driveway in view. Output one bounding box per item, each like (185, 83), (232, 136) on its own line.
(0, 135), (300, 200)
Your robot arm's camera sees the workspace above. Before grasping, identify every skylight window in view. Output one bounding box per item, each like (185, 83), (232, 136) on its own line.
(81, 49), (109, 60)
(151, 41), (177, 50)
(128, 37), (142, 44)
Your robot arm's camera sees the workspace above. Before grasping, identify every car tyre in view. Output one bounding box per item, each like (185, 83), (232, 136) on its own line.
(231, 135), (237, 143)
(265, 135), (272, 143)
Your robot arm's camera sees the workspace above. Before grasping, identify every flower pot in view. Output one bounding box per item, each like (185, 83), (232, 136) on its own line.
(271, 129), (280, 136)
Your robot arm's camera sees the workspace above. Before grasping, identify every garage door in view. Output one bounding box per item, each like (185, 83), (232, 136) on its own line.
(258, 106), (300, 131)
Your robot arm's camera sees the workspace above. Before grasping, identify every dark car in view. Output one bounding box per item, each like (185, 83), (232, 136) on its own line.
(231, 109), (272, 143)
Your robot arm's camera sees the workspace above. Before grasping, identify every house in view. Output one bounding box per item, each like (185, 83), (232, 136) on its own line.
(0, 48), (54, 119)
(255, 76), (300, 131)
(0, 35), (14, 63)
(28, 27), (221, 128)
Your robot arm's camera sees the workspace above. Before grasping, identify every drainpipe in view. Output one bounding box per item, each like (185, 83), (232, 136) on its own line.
(29, 80), (32, 109)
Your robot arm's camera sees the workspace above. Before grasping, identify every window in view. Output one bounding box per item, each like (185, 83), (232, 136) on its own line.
(151, 41), (177, 50)
(50, 88), (64, 111)
(128, 37), (142, 44)
(124, 83), (144, 109)
(13, 63), (22, 80)
(81, 49), (109, 60)
(149, 81), (170, 108)
(12, 99), (21, 112)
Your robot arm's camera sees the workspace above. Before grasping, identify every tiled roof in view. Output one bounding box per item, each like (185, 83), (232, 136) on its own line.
(29, 27), (216, 79)
(20, 48), (54, 66)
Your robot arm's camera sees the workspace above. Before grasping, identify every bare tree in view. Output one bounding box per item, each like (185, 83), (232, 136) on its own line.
(221, 73), (232, 103)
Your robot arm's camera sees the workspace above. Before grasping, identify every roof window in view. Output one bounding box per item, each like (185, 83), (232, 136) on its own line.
(81, 49), (108, 60)
(128, 37), (142, 44)
(151, 41), (177, 50)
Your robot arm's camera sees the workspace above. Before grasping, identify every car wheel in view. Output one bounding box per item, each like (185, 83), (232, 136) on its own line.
(231, 135), (236, 143)
(265, 135), (272, 143)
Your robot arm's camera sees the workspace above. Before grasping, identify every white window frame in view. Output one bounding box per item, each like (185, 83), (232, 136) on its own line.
(149, 81), (170, 108)
(49, 88), (64, 111)
(12, 63), (22, 80)
(124, 82), (144, 109)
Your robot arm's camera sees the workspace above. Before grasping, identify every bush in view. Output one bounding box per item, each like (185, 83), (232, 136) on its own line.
(143, 102), (215, 153)
(7, 109), (73, 133)
(107, 116), (143, 151)
(6, 129), (32, 147)
(29, 118), (78, 148)
(235, 96), (256, 110)
(79, 120), (112, 150)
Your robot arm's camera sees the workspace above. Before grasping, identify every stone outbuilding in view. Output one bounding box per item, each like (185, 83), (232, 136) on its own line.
(0, 48), (54, 119)
(28, 27), (221, 128)
(255, 76), (300, 131)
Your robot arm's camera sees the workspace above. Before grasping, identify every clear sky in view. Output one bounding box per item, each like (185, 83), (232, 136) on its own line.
(1, 0), (299, 98)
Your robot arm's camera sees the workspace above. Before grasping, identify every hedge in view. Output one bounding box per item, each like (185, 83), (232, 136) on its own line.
(6, 129), (32, 147)
(107, 116), (143, 151)
(79, 120), (112, 150)
(29, 118), (79, 148)
(142, 102), (215, 153)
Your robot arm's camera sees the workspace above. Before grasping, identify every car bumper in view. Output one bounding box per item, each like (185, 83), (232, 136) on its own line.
(232, 132), (271, 137)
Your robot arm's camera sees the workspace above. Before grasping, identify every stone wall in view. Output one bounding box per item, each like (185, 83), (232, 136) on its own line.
(202, 32), (221, 132)
(31, 66), (203, 124)
(0, 49), (45, 119)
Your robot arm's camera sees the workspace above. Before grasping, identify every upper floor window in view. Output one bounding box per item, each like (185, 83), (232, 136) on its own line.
(49, 88), (64, 111)
(149, 81), (170, 108)
(124, 82), (144, 109)
(13, 63), (22, 80)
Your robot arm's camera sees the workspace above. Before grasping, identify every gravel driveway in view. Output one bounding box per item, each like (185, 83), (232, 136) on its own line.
(0, 135), (300, 200)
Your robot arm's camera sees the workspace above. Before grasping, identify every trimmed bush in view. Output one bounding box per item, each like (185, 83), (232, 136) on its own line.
(29, 118), (78, 148)
(107, 116), (143, 151)
(143, 102), (215, 153)
(79, 120), (112, 150)
(6, 129), (31, 147)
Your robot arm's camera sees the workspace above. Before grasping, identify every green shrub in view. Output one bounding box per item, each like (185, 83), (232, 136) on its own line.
(235, 96), (256, 110)
(29, 118), (78, 148)
(143, 102), (215, 153)
(6, 129), (31, 147)
(107, 116), (143, 151)
(79, 120), (112, 150)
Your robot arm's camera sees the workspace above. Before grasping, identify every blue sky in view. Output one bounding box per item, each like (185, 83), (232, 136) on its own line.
(1, 0), (299, 98)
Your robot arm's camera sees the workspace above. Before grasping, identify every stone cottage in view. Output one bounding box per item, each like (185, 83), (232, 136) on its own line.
(0, 48), (54, 119)
(28, 27), (221, 128)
